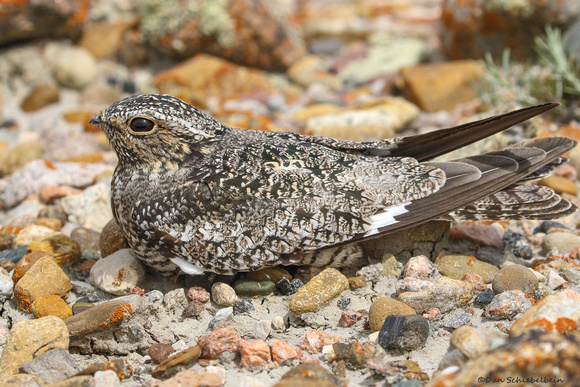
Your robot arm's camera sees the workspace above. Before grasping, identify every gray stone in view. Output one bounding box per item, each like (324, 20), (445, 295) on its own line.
(0, 270), (13, 302)
(19, 348), (81, 384)
(378, 314), (430, 351)
(442, 313), (472, 329)
(61, 182), (114, 229)
(542, 232), (580, 255)
(52, 46), (98, 89)
(89, 249), (146, 295)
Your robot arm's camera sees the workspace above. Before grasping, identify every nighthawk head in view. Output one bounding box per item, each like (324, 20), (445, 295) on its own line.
(90, 94), (223, 164)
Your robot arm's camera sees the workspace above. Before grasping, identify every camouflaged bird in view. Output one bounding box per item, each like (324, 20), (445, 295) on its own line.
(91, 94), (577, 275)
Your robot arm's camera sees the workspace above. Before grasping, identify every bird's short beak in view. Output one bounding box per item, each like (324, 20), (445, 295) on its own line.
(89, 116), (102, 125)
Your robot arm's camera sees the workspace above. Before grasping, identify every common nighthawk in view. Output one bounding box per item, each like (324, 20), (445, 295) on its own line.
(91, 94), (577, 275)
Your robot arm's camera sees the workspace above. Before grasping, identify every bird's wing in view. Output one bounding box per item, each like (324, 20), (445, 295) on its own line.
(276, 103), (558, 161)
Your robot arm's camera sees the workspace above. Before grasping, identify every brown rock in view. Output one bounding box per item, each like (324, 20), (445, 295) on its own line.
(99, 219), (130, 258)
(149, 343), (175, 364)
(70, 227), (100, 252)
(338, 310), (363, 327)
(289, 268), (349, 314)
(65, 299), (133, 337)
(186, 286), (210, 303)
(492, 264), (539, 295)
(398, 277), (474, 314)
(246, 267), (292, 283)
(27, 234), (81, 266)
(270, 339), (303, 364)
(197, 327), (241, 359)
(450, 222), (505, 248)
(348, 276), (367, 290)
(0, 316), (69, 375)
(78, 20), (134, 59)
(0, 142), (44, 177)
(240, 340), (271, 367)
(368, 297), (416, 332)
(401, 61), (484, 112)
(34, 217), (63, 231)
(151, 346), (201, 378)
(13, 251), (53, 285)
(76, 359), (133, 379)
(31, 294), (73, 319)
(14, 255), (72, 312)
(21, 84), (60, 112)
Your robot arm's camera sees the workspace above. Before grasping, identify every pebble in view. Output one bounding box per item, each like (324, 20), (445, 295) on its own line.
(0, 316), (69, 374)
(338, 310), (363, 327)
(398, 276), (474, 314)
(271, 316), (285, 331)
(14, 254), (72, 312)
(492, 264), (539, 295)
(289, 268), (349, 314)
(0, 141), (44, 177)
(65, 298), (134, 337)
(18, 348), (80, 384)
(334, 342), (385, 370)
(382, 254), (401, 277)
(276, 277), (297, 295)
(99, 219), (130, 258)
(275, 363), (344, 387)
(347, 275), (367, 289)
(542, 232), (580, 255)
(94, 370), (121, 387)
(378, 315), (430, 351)
(149, 343), (175, 364)
(13, 224), (58, 247)
(89, 248), (146, 295)
(76, 359), (132, 380)
(212, 282), (239, 306)
(435, 254), (499, 283)
(394, 277), (433, 295)
(187, 286), (210, 303)
(52, 46), (98, 89)
(150, 344), (201, 378)
(300, 330), (342, 354)
(422, 307), (441, 321)
(233, 299), (255, 314)
(485, 290), (533, 320)
(534, 220), (568, 234)
(474, 288), (495, 304)
(270, 339), (302, 364)
(31, 294), (73, 319)
(27, 233), (81, 266)
(0, 245), (28, 263)
(0, 269), (12, 302)
(182, 300), (205, 318)
(240, 340), (271, 368)
(461, 272), (487, 291)
(233, 278), (275, 297)
(510, 295), (580, 336)
(70, 227), (101, 252)
(449, 222), (505, 248)
(197, 327), (241, 360)
(0, 228), (13, 250)
(163, 288), (189, 313)
(448, 326), (502, 360)
(34, 217), (63, 231)
(246, 267), (292, 283)
(401, 255), (438, 279)
(441, 313), (472, 329)
(60, 182), (113, 229)
(253, 320), (271, 341)
(546, 269), (568, 289)
(503, 231), (533, 259)
(21, 84), (60, 112)
(368, 297), (416, 332)
(337, 297), (351, 309)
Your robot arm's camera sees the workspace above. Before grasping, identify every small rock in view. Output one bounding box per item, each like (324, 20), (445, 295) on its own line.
(21, 84), (60, 112)
(240, 340), (271, 368)
(246, 267), (292, 283)
(435, 254), (499, 283)
(378, 315), (430, 351)
(212, 282), (239, 307)
(31, 294), (72, 319)
(546, 269), (568, 290)
(34, 217), (63, 231)
(70, 227), (101, 252)
(461, 272), (487, 291)
(89, 249), (146, 295)
(151, 368), (223, 387)
(485, 290), (533, 320)
(475, 288), (495, 304)
(13, 225), (58, 247)
(14, 254), (72, 312)
(76, 359), (132, 379)
(99, 219), (130, 258)
(271, 316), (285, 332)
(60, 182), (113, 229)
(395, 277), (433, 295)
(275, 363), (344, 387)
(441, 313), (472, 329)
(0, 316), (69, 374)
(151, 345), (201, 378)
(0, 269), (13, 302)
(270, 339), (302, 364)
(337, 297), (351, 309)
(338, 310), (363, 327)
(149, 343), (175, 364)
(182, 300), (205, 318)
(449, 222), (505, 248)
(448, 325), (503, 360)
(0, 245), (28, 263)
(187, 286), (210, 303)
(534, 221), (568, 234)
(253, 320), (270, 341)
(233, 278), (275, 297)
(368, 297), (416, 332)
(233, 299), (255, 314)
(333, 342), (385, 370)
(163, 288), (189, 314)
(18, 348), (80, 384)
(52, 46), (97, 89)
(510, 295), (580, 336)
(382, 254), (401, 277)
(422, 307), (441, 321)
(398, 276), (474, 314)
(347, 275), (367, 289)
(275, 277), (297, 295)
(65, 298), (134, 337)
(492, 264), (539, 295)
(542, 232), (580, 255)
(197, 327), (241, 360)
(27, 234), (81, 266)
(289, 268), (349, 314)
(0, 142), (44, 177)
(0, 228), (13, 250)
(300, 330), (342, 354)
(94, 370), (121, 387)
(401, 255), (438, 279)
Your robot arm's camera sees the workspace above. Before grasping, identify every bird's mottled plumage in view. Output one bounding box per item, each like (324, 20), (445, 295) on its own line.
(91, 94), (577, 275)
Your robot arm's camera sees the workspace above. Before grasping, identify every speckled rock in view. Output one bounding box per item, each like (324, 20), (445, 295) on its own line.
(197, 327), (241, 360)
(212, 282), (239, 307)
(187, 286), (210, 303)
(395, 277), (433, 295)
(0, 316), (69, 375)
(401, 255), (438, 279)
(14, 255), (72, 312)
(270, 339), (303, 364)
(435, 254), (499, 283)
(368, 297), (416, 332)
(485, 290), (533, 320)
(99, 219), (130, 258)
(31, 294), (73, 319)
(240, 340), (271, 368)
(89, 249), (146, 296)
(338, 310), (363, 327)
(93, 370), (121, 387)
(52, 46), (97, 89)
(492, 264), (538, 295)
(378, 315), (429, 351)
(510, 295), (580, 336)
(289, 268), (349, 314)
(27, 234), (81, 266)
(149, 343), (175, 364)
(542, 232), (580, 255)
(333, 342), (385, 369)
(398, 276), (474, 314)
(13, 225), (58, 247)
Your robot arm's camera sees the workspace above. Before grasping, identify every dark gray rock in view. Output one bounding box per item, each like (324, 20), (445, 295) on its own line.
(378, 315), (430, 351)
(19, 348), (81, 384)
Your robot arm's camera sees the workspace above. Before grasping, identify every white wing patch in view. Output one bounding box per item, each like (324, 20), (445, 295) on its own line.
(170, 257), (205, 275)
(364, 201), (411, 236)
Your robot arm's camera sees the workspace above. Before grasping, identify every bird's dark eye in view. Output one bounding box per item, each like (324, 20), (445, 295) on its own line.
(130, 118), (155, 133)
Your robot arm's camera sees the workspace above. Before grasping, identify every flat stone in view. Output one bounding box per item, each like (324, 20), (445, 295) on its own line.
(492, 264), (538, 295)
(368, 297), (416, 332)
(89, 249), (146, 296)
(398, 276), (474, 314)
(233, 279), (274, 297)
(0, 316), (69, 375)
(289, 268), (349, 314)
(52, 46), (97, 89)
(435, 254), (499, 283)
(149, 343), (175, 364)
(542, 232), (580, 255)
(510, 295), (580, 336)
(441, 313), (472, 329)
(151, 345), (201, 378)
(377, 315), (429, 351)
(21, 84), (60, 112)
(19, 348), (80, 384)
(65, 298), (134, 337)
(31, 295), (72, 319)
